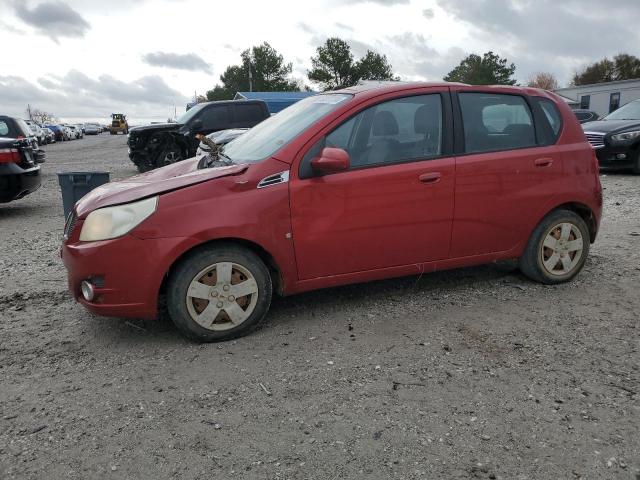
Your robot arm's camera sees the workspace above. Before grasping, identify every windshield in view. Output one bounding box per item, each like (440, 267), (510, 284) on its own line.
(604, 100), (640, 120)
(223, 94), (352, 163)
(176, 103), (207, 124)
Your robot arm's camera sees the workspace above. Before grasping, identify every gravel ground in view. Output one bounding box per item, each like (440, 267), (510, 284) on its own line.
(1, 135), (639, 479)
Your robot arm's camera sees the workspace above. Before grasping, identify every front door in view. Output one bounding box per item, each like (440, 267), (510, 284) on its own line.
(290, 92), (455, 280)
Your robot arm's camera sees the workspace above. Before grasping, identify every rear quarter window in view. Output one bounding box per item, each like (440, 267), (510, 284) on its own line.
(539, 99), (563, 139)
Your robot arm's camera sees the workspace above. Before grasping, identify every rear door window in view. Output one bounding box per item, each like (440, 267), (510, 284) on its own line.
(0, 121), (8, 136)
(459, 93), (536, 153)
(198, 106), (231, 130)
(234, 103), (264, 125)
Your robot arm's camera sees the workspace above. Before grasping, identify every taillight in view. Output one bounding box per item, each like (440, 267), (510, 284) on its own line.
(0, 148), (21, 163)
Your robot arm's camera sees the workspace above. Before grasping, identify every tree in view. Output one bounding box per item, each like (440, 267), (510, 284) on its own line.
(356, 51), (398, 82)
(308, 37), (397, 90)
(206, 42), (298, 101)
(28, 107), (55, 124)
(527, 72), (558, 90)
(444, 51), (517, 85)
(572, 53), (640, 85)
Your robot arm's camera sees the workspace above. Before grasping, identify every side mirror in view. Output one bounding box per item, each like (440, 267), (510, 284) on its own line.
(310, 147), (350, 175)
(191, 119), (204, 134)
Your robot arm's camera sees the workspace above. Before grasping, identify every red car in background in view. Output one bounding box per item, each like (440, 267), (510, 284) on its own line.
(61, 82), (602, 342)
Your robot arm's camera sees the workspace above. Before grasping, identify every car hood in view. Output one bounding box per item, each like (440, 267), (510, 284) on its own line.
(75, 158), (247, 218)
(581, 119), (640, 134)
(129, 122), (182, 134)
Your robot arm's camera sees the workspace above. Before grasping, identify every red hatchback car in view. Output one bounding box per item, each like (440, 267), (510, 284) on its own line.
(62, 82), (602, 342)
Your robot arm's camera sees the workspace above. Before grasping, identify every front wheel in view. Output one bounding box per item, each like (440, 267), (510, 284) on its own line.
(167, 245), (273, 342)
(519, 209), (590, 284)
(132, 154), (154, 173)
(156, 145), (183, 168)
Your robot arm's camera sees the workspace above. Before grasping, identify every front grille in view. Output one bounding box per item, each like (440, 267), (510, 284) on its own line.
(584, 132), (605, 149)
(64, 211), (77, 239)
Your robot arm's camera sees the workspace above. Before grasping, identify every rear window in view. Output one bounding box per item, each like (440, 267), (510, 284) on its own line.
(234, 104), (264, 123)
(0, 121), (8, 136)
(459, 93), (536, 153)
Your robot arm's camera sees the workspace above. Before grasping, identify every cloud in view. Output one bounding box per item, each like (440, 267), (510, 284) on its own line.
(335, 22), (354, 31)
(340, 0), (409, 4)
(297, 22), (315, 34)
(142, 51), (212, 73)
(0, 19), (25, 35)
(14, 1), (90, 42)
(422, 8), (434, 19)
(0, 71), (188, 119)
(436, 0), (640, 83)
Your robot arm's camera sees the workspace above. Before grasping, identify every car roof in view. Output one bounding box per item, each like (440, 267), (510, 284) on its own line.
(332, 81), (556, 101)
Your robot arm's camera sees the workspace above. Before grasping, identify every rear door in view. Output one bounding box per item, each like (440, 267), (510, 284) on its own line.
(290, 90), (456, 280)
(450, 88), (564, 257)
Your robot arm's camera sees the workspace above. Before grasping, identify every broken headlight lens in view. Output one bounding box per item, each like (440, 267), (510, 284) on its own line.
(79, 196), (158, 241)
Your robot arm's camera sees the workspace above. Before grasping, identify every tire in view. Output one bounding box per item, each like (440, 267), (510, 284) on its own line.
(133, 154), (154, 173)
(167, 244), (273, 342)
(519, 209), (590, 284)
(156, 144), (183, 168)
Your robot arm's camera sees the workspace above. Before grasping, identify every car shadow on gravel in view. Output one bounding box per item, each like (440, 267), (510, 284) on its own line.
(269, 263), (518, 314)
(0, 204), (44, 219)
(78, 262), (524, 344)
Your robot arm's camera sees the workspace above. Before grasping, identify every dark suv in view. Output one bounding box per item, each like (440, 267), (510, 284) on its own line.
(582, 98), (640, 173)
(127, 100), (270, 172)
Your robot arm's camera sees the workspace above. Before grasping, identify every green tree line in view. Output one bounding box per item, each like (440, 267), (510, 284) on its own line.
(204, 38), (640, 100)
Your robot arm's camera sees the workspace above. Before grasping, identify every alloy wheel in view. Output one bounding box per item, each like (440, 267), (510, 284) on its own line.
(162, 150), (182, 166)
(540, 222), (584, 276)
(185, 262), (259, 331)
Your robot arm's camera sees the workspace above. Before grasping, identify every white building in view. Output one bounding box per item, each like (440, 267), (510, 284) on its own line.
(554, 78), (640, 117)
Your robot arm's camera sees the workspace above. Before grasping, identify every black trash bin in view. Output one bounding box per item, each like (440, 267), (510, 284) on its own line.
(57, 171), (110, 218)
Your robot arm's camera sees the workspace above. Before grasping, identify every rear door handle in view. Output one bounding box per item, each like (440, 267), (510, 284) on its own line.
(419, 172), (442, 184)
(534, 157), (554, 167)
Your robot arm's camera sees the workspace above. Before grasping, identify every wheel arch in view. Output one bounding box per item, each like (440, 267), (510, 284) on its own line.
(537, 202), (598, 243)
(159, 237), (284, 298)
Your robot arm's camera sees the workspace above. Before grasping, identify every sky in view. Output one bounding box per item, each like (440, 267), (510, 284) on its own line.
(1, 0), (638, 124)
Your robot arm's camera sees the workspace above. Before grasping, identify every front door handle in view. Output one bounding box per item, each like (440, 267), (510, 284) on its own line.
(534, 157), (554, 167)
(419, 172), (442, 184)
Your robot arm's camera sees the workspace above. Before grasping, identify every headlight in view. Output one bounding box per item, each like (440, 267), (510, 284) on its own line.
(611, 130), (640, 141)
(79, 196), (158, 241)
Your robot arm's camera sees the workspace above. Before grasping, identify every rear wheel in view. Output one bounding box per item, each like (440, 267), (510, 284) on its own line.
(519, 209), (590, 284)
(167, 244), (272, 342)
